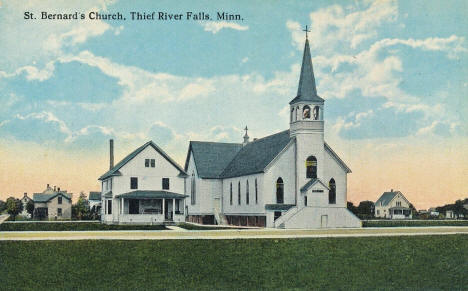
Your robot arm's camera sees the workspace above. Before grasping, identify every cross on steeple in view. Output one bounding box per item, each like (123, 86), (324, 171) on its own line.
(303, 25), (311, 39)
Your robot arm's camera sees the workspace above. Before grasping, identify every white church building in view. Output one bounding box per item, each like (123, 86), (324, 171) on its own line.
(98, 36), (361, 228)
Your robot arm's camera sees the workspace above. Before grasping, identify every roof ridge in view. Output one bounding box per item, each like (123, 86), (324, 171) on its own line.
(190, 141), (242, 145)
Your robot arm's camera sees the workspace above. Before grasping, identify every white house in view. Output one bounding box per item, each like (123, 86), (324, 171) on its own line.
(184, 37), (361, 229)
(375, 190), (412, 219)
(98, 140), (188, 225)
(88, 191), (102, 213)
(20, 192), (32, 218)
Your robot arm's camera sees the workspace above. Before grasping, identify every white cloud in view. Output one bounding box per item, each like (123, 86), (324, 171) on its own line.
(200, 21), (248, 34)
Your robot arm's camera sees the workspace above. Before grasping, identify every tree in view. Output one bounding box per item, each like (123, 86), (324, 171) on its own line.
(72, 192), (90, 220)
(347, 201), (358, 215)
(0, 200), (6, 213)
(6, 197), (23, 220)
(357, 201), (375, 218)
(26, 200), (35, 218)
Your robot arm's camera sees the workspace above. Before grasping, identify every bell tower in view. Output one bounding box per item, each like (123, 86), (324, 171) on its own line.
(290, 27), (326, 198)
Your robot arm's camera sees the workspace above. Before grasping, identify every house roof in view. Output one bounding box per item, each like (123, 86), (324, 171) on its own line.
(376, 191), (403, 207)
(300, 178), (330, 192)
(290, 38), (324, 105)
(33, 192), (72, 203)
(220, 130), (292, 178)
(185, 141), (242, 178)
(89, 192), (101, 201)
(99, 141), (187, 180)
(115, 190), (188, 199)
(265, 204), (296, 211)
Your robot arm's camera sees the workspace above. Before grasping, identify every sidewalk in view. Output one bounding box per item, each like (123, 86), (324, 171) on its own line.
(1, 226), (467, 241)
(0, 214), (10, 224)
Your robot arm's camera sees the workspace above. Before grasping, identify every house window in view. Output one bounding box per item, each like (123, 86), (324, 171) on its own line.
(377, 210), (380, 215)
(107, 200), (112, 215)
(303, 105), (311, 119)
(304, 196), (308, 206)
(130, 177), (138, 189)
(230, 182), (233, 205)
(145, 159), (155, 167)
(58, 196), (62, 204)
(329, 178), (336, 204)
(238, 181), (241, 205)
(255, 178), (258, 204)
(306, 156), (317, 179)
(191, 173), (196, 205)
(246, 180), (250, 205)
(276, 178), (284, 204)
(145, 159), (150, 167)
(151, 159), (155, 167)
(57, 208), (62, 216)
(162, 178), (170, 190)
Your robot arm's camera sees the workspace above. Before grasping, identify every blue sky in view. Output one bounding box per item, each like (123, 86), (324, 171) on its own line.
(0, 0), (467, 208)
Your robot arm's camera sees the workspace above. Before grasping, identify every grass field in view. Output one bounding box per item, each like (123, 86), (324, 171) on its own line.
(177, 223), (245, 230)
(0, 222), (167, 231)
(0, 235), (467, 290)
(363, 220), (468, 227)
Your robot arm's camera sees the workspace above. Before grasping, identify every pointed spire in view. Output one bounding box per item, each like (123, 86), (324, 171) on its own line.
(290, 37), (324, 105)
(243, 126), (249, 145)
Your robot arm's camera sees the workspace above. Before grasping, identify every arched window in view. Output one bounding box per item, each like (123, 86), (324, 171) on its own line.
(276, 178), (284, 204)
(329, 178), (336, 204)
(230, 182), (233, 205)
(313, 106), (320, 120)
(246, 180), (249, 205)
(290, 108), (294, 122)
(306, 156), (317, 179)
(255, 178), (258, 204)
(238, 181), (241, 205)
(295, 106), (299, 120)
(191, 173), (196, 205)
(303, 105), (311, 119)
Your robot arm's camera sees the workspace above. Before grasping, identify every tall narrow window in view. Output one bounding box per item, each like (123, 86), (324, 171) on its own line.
(246, 180), (250, 205)
(255, 178), (258, 204)
(238, 181), (241, 205)
(306, 156), (317, 179)
(191, 173), (196, 205)
(329, 178), (336, 204)
(230, 182), (233, 205)
(57, 208), (62, 216)
(313, 106), (320, 120)
(304, 196), (308, 206)
(290, 108), (294, 122)
(107, 200), (112, 215)
(130, 177), (138, 189)
(58, 196), (62, 204)
(303, 105), (311, 119)
(151, 159), (155, 167)
(145, 159), (150, 167)
(276, 178), (284, 204)
(162, 178), (170, 190)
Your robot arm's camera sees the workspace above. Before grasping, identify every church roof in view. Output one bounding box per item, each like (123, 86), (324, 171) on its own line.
(185, 141), (243, 179)
(290, 38), (324, 105)
(220, 130), (292, 178)
(300, 178), (330, 192)
(99, 141), (187, 180)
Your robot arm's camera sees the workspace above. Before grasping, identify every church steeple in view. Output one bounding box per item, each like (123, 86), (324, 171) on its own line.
(290, 37), (324, 105)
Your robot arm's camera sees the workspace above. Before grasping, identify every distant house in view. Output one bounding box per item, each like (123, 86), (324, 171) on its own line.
(88, 191), (102, 212)
(445, 210), (464, 219)
(375, 190), (412, 219)
(20, 192), (32, 218)
(33, 184), (72, 220)
(428, 208), (440, 217)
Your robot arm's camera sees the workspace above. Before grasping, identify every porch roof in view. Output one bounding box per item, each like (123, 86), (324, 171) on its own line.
(115, 190), (188, 199)
(389, 206), (411, 210)
(265, 204), (295, 211)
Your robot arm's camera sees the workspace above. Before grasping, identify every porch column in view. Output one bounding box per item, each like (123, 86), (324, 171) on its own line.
(172, 198), (175, 219)
(162, 198), (165, 217)
(121, 198), (124, 214)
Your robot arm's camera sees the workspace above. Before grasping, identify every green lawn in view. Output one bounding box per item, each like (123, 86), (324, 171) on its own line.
(0, 222), (167, 231)
(363, 220), (468, 227)
(0, 235), (467, 290)
(177, 222), (245, 230)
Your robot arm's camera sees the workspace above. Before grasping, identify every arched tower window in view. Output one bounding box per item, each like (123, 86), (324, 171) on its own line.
(329, 178), (336, 204)
(276, 178), (284, 204)
(246, 180), (250, 205)
(295, 106), (299, 121)
(313, 106), (320, 120)
(191, 173), (196, 205)
(306, 156), (317, 179)
(303, 105), (311, 119)
(290, 108), (294, 122)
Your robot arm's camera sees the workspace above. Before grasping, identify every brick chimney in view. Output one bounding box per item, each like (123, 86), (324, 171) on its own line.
(110, 139), (114, 170)
(24, 192), (27, 197)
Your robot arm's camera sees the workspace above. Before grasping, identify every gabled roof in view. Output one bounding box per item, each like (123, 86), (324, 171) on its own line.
(375, 191), (404, 207)
(99, 141), (187, 180)
(324, 142), (352, 173)
(89, 192), (101, 201)
(115, 190), (188, 199)
(33, 192), (72, 203)
(220, 130), (292, 178)
(185, 141), (242, 178)
(290, 38), (324, 105)
(300, 178), (330, 192)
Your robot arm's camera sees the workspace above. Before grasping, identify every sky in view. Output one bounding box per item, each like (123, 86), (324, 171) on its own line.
(0, 0), (467, 209)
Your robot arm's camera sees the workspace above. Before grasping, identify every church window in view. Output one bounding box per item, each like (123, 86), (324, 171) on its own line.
(313, 106), (320, 120)
(303, 105), (311, 119)
(191, 174), (196, 205)
(306, 156), (317, 179)
(276, 178), (284, 204)
(238, 181), (241, 205)
(246, 180), (250, 205)
(295, 106), (299, 120)
(290, 108), (294, 122)
(255, 178), (258, 204)
(329, 178), (336, 204)
(230, 183), (233, 205)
